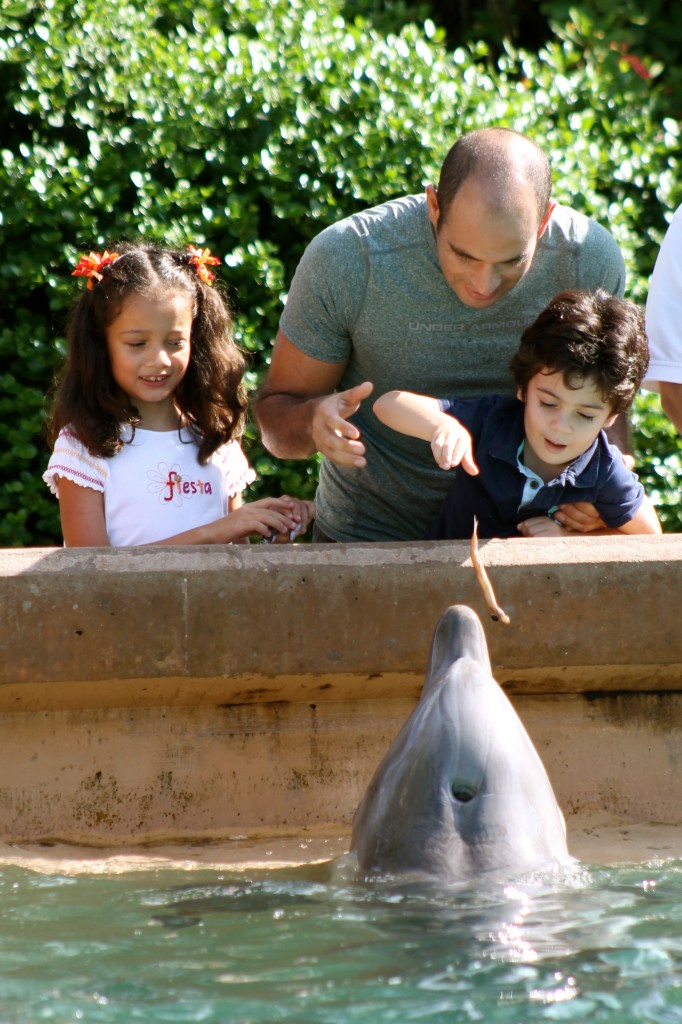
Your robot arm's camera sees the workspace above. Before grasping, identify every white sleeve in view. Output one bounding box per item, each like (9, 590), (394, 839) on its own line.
(42, 429), (108, 497)
(212, 440), (257, 499)
(644, 205), (682, 389)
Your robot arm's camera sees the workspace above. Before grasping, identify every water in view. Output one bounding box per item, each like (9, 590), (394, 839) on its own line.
(1, 853), (682, 1024)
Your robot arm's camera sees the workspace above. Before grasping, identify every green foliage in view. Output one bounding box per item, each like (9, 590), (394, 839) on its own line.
(1, 0), (681, 545)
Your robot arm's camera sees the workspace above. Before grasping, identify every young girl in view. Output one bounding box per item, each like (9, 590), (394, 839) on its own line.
(44, 243), (315, 546)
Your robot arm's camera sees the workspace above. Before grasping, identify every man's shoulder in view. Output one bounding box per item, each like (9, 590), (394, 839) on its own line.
(545, 203), (617, 250)
(535, 202), (625, 294)
(310, 194), (428, 252)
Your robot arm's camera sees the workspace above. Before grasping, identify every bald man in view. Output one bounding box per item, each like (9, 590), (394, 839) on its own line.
(255, 127), (626, 542)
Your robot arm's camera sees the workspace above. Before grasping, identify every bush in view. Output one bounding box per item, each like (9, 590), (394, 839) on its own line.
(0, 0), (680, 545)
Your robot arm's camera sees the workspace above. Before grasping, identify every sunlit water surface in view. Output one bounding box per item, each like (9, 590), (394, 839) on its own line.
(1, 858), (682, 1023)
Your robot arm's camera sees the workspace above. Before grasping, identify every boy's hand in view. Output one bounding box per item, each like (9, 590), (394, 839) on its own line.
(431, 421), (479, 475)
(517, 516), (571, 538)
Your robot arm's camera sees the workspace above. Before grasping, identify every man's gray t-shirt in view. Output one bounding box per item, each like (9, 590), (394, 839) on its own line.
(280, 194), (626, 542)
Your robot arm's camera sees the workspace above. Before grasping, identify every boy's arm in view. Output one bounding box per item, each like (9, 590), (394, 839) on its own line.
(373, 391), (479, 473)
(374, 391), (451, 441)
(614, 496), (662, 535)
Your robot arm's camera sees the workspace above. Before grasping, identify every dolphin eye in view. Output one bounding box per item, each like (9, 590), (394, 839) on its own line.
(451, 782), (477, 803)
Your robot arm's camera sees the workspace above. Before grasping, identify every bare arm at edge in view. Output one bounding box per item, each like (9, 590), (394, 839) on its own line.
(660, 382), (682, 436)
(254, 329), (373, 468)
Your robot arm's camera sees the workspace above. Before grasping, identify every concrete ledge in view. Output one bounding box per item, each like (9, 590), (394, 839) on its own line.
(0, 538), (681, 843)
(2, 536), (681, 708)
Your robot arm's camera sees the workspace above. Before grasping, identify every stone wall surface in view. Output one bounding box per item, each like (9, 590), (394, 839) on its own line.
(0, 537), (680, 843)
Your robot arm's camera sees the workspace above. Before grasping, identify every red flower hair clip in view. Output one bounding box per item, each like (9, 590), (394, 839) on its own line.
(72, 251), (120, 289)
(186, 244), (221, 285)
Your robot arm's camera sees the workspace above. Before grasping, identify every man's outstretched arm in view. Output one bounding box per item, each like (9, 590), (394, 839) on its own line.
(254, 330), (373, 468)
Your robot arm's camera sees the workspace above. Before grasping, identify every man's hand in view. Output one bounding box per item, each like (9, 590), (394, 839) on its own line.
(255, 331), (371, 462)
(310, 381), (374, 467)
(551, 502), (605, 533)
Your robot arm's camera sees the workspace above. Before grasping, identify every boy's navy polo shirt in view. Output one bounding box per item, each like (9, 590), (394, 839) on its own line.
(428, 395), (644, 540)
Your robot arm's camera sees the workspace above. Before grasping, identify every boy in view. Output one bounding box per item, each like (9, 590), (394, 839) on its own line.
(373, 289), (661, 539)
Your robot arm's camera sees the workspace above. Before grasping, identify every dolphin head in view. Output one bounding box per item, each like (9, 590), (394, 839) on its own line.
(351, 605), (570, 882)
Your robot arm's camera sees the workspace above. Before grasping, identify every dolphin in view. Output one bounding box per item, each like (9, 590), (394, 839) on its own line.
(350, 605), (571, 882)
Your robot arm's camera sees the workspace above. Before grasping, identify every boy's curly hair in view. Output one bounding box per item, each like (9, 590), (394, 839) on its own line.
(510, 288), (649, 414)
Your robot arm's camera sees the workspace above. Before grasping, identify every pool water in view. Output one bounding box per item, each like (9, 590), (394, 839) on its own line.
(1, 854), (682, 1023)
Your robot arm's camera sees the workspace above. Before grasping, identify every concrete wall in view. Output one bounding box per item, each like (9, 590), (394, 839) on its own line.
(1, 536), (681, 845)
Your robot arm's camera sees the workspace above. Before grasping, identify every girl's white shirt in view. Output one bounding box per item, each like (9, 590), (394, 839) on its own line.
(43, 424), (256, 546)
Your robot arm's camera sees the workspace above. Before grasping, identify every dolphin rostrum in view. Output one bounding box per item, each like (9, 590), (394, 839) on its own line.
(350, 605), (571, 882)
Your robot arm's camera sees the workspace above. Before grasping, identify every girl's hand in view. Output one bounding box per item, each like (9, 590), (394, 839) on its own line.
(224, 496), (307, 544)
(431, 421), (479, 475)
(282, 497), (316, 539)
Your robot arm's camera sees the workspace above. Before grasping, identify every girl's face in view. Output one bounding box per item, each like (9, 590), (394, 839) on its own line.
(105, 290), (193, 429)
(519, 370), (616, 481)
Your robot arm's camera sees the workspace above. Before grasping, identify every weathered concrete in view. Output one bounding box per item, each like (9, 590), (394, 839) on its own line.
(0, 537), (680, 845)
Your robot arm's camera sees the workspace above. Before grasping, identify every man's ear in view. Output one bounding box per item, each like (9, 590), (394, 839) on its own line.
(425, 184), (440, 229)
(537, 199), (557, 238)
(516, 386), (526, 403)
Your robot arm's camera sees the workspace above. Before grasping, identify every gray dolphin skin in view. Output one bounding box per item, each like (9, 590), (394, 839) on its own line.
(351, 605), (571, 882)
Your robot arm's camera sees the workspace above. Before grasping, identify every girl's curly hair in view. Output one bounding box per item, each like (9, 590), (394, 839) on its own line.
(47, 243), (248, 463)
